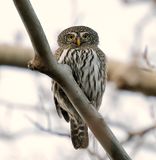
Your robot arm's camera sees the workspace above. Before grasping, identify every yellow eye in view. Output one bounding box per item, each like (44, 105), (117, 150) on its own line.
(67, 34), (75, 41)
(82, 33), (90, 39)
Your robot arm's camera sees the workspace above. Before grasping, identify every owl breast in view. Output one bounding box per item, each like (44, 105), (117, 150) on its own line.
(58, 48), (105, 109)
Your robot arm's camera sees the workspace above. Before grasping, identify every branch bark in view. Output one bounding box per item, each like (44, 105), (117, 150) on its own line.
(13, 1), (131, 160)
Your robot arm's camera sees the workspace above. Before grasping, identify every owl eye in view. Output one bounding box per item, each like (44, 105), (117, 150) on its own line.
(66, 34), (75, 41)
(82, 33), (90, 39)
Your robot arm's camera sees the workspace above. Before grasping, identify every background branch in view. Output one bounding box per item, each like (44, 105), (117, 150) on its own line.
(0, 44), (33, 68)
(1, 44), (156, 96)
(108, 59), (156, 96)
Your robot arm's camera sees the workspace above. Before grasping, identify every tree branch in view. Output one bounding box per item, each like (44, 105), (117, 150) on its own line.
(13, 1), (131, 159)
(108, 59), (156, 96)
(0, 44), (33, 68)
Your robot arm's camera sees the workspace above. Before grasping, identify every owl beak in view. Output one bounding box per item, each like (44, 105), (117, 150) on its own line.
(76, 37), (81, 46)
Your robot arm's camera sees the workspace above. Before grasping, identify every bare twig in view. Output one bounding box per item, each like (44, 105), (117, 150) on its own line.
(0, 98), (42, 113)
(0, 128), (69, 140)
(143, 46), (155, 68)
(121, 0), (152, 5)
(122, 124), (156, 143)
(26, 115), (70, 137)
(87, 148), (105, 160)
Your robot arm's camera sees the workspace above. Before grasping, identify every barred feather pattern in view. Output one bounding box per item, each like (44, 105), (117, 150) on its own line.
(53, 47), (106, 149)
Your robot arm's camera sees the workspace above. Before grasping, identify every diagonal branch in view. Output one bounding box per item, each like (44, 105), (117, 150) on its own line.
(13, 0), (131, 159)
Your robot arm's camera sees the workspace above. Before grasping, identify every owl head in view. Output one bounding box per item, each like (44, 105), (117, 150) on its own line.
(57, 26), (99, 47)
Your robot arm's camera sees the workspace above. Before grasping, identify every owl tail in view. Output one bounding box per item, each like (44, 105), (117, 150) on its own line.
(70, 118), (89, 149)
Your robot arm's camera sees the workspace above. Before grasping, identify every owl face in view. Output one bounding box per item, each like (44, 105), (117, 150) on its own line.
(57, 26), (99, 47)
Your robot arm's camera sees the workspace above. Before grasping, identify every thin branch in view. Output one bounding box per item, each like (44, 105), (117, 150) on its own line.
(122, 124), (156, 143)
(0, 128), (69, 140)
(12, 0), (131, 159)
(143, 46), (155, 68)
(25, 115), (70, 137)
(121, 0), (152, 4)
(0, 98), (43, 113)
(87, 148), (105, 160)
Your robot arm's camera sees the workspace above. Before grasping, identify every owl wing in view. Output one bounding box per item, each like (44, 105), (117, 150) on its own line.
(96, 47), (107, 83)
(54, 93), (70, 122)
(52, 47), (70, 122)
(53, 47), (64, 60)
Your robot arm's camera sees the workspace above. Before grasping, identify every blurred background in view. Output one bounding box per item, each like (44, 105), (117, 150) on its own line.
(0, 0), (156, 159)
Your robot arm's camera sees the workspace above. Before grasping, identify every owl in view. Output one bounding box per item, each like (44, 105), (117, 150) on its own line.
(52, 26), (106, 149)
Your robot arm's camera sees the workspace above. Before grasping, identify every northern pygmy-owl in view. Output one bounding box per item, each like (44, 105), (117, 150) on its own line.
(52, 26), (106, 149)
